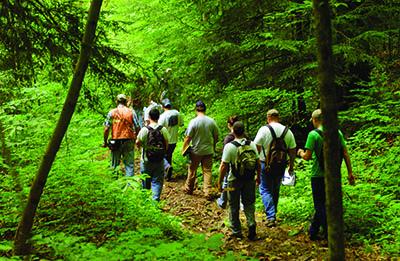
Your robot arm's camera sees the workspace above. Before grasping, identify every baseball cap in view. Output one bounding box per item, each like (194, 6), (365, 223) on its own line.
(311, 109), (322, 121)
(162, 98), (172, 107)
(195, 100), (206, 111)
(267, 109), (279, 117)
(117, 94), (127, 102)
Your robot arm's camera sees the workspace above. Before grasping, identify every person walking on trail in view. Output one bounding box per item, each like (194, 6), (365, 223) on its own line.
(254, 109), (296, 226)
(103, 94), (140, 177)
(182, 100), (219, 200)
(158, 98), (183, 181)
(297, 109), (355, 240)
(216, 115), (240, 209)
(218, 121), (260, 240)
(136, 108), (170, 201)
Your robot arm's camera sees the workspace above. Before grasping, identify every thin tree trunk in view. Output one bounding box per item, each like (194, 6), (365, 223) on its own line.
(312, 0), (345, 260)
(13, 0), (103, 255)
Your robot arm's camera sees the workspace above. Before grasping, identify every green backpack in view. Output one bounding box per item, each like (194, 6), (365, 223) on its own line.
(231, 140), (258, 180)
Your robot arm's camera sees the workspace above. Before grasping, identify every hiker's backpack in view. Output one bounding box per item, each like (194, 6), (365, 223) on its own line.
(264, 125), (289, 172)
(314, 129), (344, 171)
(145, 126), (166, 162)
(231, 140), (258, 180)
(168, 114), (179, 127)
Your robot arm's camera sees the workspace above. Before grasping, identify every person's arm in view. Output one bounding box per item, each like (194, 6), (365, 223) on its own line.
(256, 145), (262, 154)
(103, 126), (110, 147)
(182, 136), (192, 155)
(288, 148), (296, 175)
(256, 159), (261, 186)
(298, 149), (312, 160)
(343, 148), (355, 185)
(218, 161), (228, 192)
(213, 125), (219, 153)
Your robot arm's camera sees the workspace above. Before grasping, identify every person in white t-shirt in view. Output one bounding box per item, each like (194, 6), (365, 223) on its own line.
(254, 109), (296, 226)
(218, 121), (260, 240)
(136, 108), (170, 201)
(158, 98), (183, 181)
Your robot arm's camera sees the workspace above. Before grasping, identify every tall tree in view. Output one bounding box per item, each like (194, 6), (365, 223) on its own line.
(13, 0), (104, 255)
(312, 0), (345, 260)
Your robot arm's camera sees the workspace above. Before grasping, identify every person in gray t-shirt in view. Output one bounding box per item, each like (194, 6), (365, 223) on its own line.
(182, 100), (219, 200)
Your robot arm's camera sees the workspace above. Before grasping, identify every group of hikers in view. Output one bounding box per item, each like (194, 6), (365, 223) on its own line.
(103, 94), (355, 241)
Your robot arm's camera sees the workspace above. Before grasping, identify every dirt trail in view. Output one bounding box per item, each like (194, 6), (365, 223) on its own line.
(161, 177), (382, 260)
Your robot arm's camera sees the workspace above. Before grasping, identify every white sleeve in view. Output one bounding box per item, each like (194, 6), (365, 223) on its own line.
(286, 130), (297, 149)
(254, 127), (266, 146)
(221, 144), (233, 163)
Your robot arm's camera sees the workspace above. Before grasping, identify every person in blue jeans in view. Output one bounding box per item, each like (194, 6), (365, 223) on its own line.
(254, 109), (296, 226)
(136, 108), (170, 201)
(216, 115), (240, 208)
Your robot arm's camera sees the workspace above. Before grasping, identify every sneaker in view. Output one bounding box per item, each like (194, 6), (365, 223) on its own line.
(265, 219), (276, 228)
(216, 198), (227, 209)
(183, 187), (193, 195)
(230, 232), (243, 239)
(248, 226), (256, 241)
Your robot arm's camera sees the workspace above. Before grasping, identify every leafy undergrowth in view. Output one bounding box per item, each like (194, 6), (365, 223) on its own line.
(0, 113), (227, 260)
(161, 177), (386, 260)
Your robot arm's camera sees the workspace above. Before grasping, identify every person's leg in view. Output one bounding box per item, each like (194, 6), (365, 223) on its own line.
(272, 173), (283, 215)
(121, 140), (135, 177)
(259, 162), (276, 221)
(184, 153), (201, 194)
(228, 181), (242, 236)
(309, 177), (325, 239)
(141, 161), (151, 189)
(242, 179), (256, 240)
(201, 154), (213, 198)
(151, 161), (164, 201)
(217, 175), (229, 208)
(111, 146), (122, 179)
(165, 143), (176, 180)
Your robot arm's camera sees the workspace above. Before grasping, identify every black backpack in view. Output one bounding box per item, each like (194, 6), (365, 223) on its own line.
(263, 125), (289, 173)
(314, 129), (344, 170)
(168, 114), (179, 127)
(145, 126), (166, 162)
(230, 140), (258, 180)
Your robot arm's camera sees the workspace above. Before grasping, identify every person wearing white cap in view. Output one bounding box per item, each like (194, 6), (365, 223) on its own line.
(103, 94), (140, 177)
(158, 98), (183, 181)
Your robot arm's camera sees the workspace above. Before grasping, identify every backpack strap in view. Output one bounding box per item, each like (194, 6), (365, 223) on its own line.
(266, 125), (276, 140)
(156, 125), (163, 131)
(314, 128), (323, 138)
(280, 126), (289, 139)
(231, 140), (242, 147)
(146, 125), (153, 131)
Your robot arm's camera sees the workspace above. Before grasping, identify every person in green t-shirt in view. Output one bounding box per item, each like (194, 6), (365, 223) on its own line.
(297, 109), (355, 241)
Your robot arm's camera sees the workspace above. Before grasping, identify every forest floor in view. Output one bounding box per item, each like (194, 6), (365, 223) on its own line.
(160, 176), (383, 260)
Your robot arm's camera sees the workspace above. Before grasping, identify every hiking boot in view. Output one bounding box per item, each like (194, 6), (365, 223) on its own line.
(165, 166), (173, 181)
(230, 232), (243, 239)
(265, 219), (276, 228)
(216, 198), (227, 209)
(248, 226), (257, 241)
(183, 187), (193, 195)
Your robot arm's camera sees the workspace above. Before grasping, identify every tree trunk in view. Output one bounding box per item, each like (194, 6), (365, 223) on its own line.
(312, 0), (345, 260)
(13, 0), (103, 256)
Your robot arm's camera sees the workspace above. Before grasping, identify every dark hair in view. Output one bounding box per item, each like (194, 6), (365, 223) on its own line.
(227, 115), (240, 126)
(195, 100), (206, 112)
(232, 121), (245, 136)
(149, 108), (160, 121)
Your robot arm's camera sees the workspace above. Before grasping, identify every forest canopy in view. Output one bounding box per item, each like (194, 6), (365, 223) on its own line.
(0, 0), (399, 259)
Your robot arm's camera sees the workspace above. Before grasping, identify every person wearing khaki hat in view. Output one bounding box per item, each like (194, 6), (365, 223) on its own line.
(297, 109), (355, 241)
(103, 94), (140, 178)
(254, 109), (297, 227)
